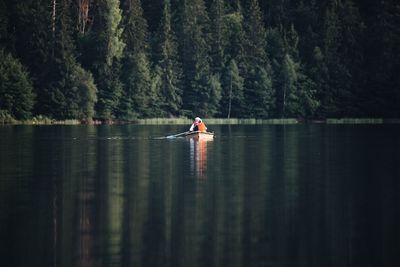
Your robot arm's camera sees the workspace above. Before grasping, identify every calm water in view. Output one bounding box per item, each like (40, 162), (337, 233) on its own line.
(0, 124), (399, 267)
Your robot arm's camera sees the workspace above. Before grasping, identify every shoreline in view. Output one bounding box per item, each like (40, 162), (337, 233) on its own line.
(2, 117), (400, 125)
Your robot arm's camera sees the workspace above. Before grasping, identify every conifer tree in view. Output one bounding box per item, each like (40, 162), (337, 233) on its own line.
(154, 0), (182, 116)
(180, 0), (220, 117)
(48, 0), (97, 120)
(219, 59), (244, 118)
(218, 10), (246, 117)
(120, 0), (160, 118)
(360, 0), (399, 116)
(8, 0), (54, 116)
(80, 0), (125, 120)
(323, 0), (364, 116)
(309, 46), (329, 116)
(285, 25), (319, 117)
(242, 0), (274, 117)
(209, 0), (226, 73)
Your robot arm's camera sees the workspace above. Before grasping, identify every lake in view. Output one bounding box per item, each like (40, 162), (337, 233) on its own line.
(0, 124), (399, 267)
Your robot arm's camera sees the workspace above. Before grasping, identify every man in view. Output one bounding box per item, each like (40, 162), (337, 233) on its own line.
(189, 117), (207, 132)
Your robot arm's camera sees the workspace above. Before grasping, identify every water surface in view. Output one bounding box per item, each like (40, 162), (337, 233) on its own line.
(0, 124), (399, 267)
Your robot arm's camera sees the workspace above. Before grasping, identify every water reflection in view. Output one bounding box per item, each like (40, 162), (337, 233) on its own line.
(77, 170), (95, 267)
(189, 138), (212, 179)
(1, 125), (400, 267)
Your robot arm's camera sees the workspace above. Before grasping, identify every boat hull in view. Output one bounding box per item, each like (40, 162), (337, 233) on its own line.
(183, 131), (214, 140)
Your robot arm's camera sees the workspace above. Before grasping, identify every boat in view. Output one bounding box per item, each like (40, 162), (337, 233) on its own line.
(168, 131), (215, 140)
(183, 131), (214, 140)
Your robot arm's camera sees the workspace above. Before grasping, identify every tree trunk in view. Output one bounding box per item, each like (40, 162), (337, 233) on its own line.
(78, 0), (91, 34)
(227, 70), (232, 119)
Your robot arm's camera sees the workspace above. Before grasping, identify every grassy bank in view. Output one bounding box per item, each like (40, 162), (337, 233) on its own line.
(2, 116), (400, 125)
(326, 118), (400, 124)
(114, 117), (400, 124)
(130, 118), (299, 125)
(0, 115), (80, 125)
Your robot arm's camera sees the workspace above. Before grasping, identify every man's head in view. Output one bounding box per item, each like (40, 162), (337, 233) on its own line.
(195, 117), (202, 123)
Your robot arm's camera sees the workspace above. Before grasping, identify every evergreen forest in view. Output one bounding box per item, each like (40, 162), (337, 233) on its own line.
(0, 0), (399, 121)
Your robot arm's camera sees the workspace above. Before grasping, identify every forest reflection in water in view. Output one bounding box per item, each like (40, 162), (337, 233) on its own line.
(0, 124), (399, 267)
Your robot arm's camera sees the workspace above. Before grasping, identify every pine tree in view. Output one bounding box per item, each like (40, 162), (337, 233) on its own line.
(120, 0), (160, 118)
(285, 25), (319, 118)
(154, 0), (182, 116)
(322, 0), (365, 117)
(309, 46), (329, 117)
(220, 10), (244, 62)
(216, 7), (246, 117)
(363, 0), (400, 117)
(243, 65), (273, 118)
(80, 0), (125, 120)
(242, 0), (274, 117)
(180, 0), (220, 117)
(46, 0), (97, 120)
(268, 24), (318, 118)
(7, 0), (54, 116)
(219, 59), (244, 118)
(209, 0), (226, 73)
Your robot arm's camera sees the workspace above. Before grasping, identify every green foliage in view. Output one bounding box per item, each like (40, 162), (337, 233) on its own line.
(209, 0), (226, 73)
(0, 50), (34, 119)
(180, 0), (216, 117)
(81, 0), (125, 120)
(220, 11), (244, 62)
(285, 56), (320, 118)
(0, 0), (399, 121)
(267, 24), (318, 118)
(96, 64), (123, 120)
(241, 0), (274, 118)
(63, 64), (97, 120)
(40, 0), (98, 120)
(323, 0), (365, 117)
(120, 0), (161, 119)
(0, 110), (17, 124)
(208, 74), (222, 116)
(219, 59), (244, 118)
(243, 0), (267, 65)
(243, 65), (274, 118)
(154, 0), (182, 116)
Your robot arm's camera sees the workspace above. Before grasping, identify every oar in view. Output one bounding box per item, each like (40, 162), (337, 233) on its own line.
(166, 131), (191, 138)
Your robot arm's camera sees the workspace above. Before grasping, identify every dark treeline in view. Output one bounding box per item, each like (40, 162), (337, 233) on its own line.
(0, 0), (399, 121)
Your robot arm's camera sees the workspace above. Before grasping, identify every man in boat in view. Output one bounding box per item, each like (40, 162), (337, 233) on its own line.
(189, 117), (207, 132)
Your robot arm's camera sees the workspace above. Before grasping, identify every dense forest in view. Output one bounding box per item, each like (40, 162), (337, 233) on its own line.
(0, 0), (399, 121)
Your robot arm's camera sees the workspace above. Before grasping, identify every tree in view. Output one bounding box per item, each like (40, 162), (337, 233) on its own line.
(323, 0), (364, 117)
(242, 0), (274, 117)
(219, 59), (244, 118)
(7, 0), (54, 116)
(79, 0), (125, 120)
(119, 0), (160, 118)
(309, 46), (329, 117)
(46, 0), (97, 120)
(246, 65), (274, 118)
(0, 50), (34, 119)
(180, 0), (220, 117)
(268, 24), (318, 118)
(362, 0), (400, 117)
(209, 0), (226, 73)
(154, 0), (182, 116)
